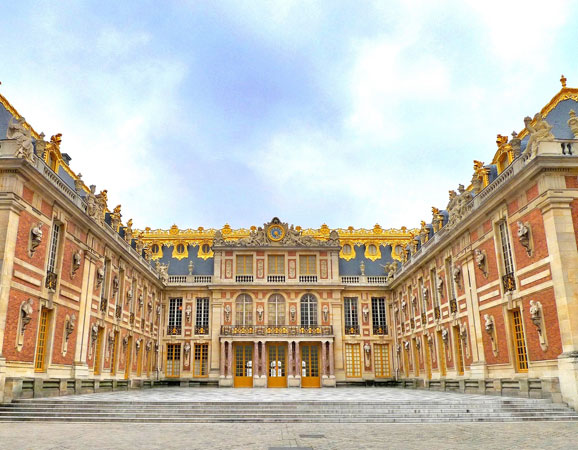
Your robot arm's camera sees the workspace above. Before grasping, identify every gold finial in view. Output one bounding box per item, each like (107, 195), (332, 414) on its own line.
(561, 74), (567, 88)
(496, 134), (508, 147)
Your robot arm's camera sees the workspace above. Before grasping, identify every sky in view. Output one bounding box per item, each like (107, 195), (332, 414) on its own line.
(1, 0), (577, 230)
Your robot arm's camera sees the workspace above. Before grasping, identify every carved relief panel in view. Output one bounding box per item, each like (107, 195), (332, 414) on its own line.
(320, 259), (328, 279)
(288, 259), (296, 279)
(224, 259), (233, 279)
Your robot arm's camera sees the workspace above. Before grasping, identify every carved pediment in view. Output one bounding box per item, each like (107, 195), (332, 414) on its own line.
(213, 217), (340, 248)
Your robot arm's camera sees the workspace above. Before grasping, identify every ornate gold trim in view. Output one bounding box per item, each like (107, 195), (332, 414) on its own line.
(138, 223), (418, 261)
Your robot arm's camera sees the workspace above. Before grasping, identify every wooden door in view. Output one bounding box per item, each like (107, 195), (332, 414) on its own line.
(267, 343), (287, 388)
(301, 343), (320, 388)
(234, 343), (254, 388)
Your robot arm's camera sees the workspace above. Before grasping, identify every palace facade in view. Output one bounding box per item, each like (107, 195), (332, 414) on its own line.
(1, 77), (578, 409)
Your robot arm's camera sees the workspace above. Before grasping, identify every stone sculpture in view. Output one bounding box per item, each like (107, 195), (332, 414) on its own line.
(29, 222), (43, 256)
(569, 110), (578, 138)
(524, 113), (554, 157)
(517, 221), (531, 256)
(7, 117), (34, 163)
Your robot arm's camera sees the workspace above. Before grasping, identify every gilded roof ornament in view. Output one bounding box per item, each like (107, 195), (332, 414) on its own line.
(561, 74), (567, 88)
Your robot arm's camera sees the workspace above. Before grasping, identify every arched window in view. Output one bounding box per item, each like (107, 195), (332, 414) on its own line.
(268, 294), (286, 326)
(367, 244), (377, 256)
(235, 294), (253, 325)
(300, 294), (318, 327)
(342, 244), (352, 255)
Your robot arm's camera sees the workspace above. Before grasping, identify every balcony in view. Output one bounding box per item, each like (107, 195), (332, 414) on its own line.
(299, 275), (318, 283)
(195, 326), (209, 335)
(100, 298), (108, 313)
(345, 324), (360, 335)
(450, 298), (458, 314)
(167, 275), (213, 285)
(341, 275), (388, 285)
(115, 305), (122, 319)
(502, 273), (516, 292)
(129, 312), (135, 325)
(410, 318), (415, 329)
(267, 275), (286, 283)
(434, 306), (441, 320)
(220, 324), (333, 337)
(235, 275), (254, 283)
(45, 271), (58, 290)
(421, 312), (427, 325)
(167, 326), (182, 336)
(373, 326), (388, 335)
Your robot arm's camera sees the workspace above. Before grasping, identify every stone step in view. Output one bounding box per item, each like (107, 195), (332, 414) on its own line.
(0, 415), (577, 423)
(0, 406), (572, 414)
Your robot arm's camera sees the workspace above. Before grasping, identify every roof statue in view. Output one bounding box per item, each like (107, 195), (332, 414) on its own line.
(6, 116), (34, 163)
(524, 113), (554, 157)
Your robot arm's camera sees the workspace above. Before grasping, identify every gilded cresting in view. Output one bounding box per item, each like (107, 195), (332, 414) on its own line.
(138, 223), (418, 262)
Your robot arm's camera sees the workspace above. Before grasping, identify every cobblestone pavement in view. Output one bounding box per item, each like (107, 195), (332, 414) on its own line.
(29, 386), (534, 403)
(1, 421), (577, 449)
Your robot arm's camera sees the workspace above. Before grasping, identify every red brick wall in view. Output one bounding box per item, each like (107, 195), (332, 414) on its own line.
(15, 211), (48, 269)
(2, 290), (39, 363)
(511, 210), (549, 269)
(51, 305), (78, 366)
(520, 288), (562, 361)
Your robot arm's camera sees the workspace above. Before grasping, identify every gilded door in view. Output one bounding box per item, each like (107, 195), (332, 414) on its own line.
(267, 343), (287, 388)
(234, 343), (253, 388)
(300, 343), (320, 388)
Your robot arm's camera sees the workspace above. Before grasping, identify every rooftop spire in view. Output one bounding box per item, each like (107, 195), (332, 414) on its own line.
(560, 74), (567, 88)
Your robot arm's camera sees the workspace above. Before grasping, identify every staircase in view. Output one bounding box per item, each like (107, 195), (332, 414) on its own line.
(1, 397), (577, 423)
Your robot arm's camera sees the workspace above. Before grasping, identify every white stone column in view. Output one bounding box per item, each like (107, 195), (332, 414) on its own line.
(288, 341), (294, 377)
(227, 340), (233, 378)
(539, 195), (578, 409)
(329, 341), (335, 378)
(321, 341), (327, 377)
(220, 341), (226, 377)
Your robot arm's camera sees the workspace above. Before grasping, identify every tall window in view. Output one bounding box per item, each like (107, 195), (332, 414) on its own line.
(136, 341), (143, 377)
(344, 297), (359, 334)
(118, 268), (125, 306)
(166, 343), (181, 377)
(418, 277), (427, 312)
(235, 294), (253, 325)
(511, 309), (528, 372)
(299, 255), (316, 275)
(94, 327), (104, 375)
(268, 255), (285, 275)
(445, 257), (456, 300)
(437, 331), (447, 376)
(193, 343), (209, 377)
(454, 326), (464, 376)
(101, 258), (110, 302)
(168, 298), (182, 334)
(300, 294), (318, 326)
(267, 294), (285, 325)
(195, 297), (210, 334)
(34, 308), (51, 372)
(236, 255), (253, 275)
(373, 344), (390, 377)
(47, 224), (60, 274)
(110, 331), (119, 376)
(431, 268), (440, 308)
(499, 220), (515, 275)
(345, 343), (361, 377)
(371, 297), (387, 335)
(413, 338), (420, 376)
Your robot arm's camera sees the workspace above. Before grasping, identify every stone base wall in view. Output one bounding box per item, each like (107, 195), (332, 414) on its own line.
(395, 377), (564, 405)
(2, 377), (157, 403)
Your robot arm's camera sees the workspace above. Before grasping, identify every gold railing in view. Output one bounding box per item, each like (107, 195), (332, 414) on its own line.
(220, 325), (333, 337)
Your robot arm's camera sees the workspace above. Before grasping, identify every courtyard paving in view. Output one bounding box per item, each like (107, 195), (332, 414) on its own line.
(0, 421), (577, 449)
(24, 386), (540, 403)
(3, 388), (578, 448)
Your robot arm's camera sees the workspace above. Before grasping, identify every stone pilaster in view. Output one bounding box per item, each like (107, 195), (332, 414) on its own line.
(539, 194), (578, 409)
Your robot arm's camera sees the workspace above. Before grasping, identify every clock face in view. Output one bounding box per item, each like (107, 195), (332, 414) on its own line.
(268, 225), (285, 242)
